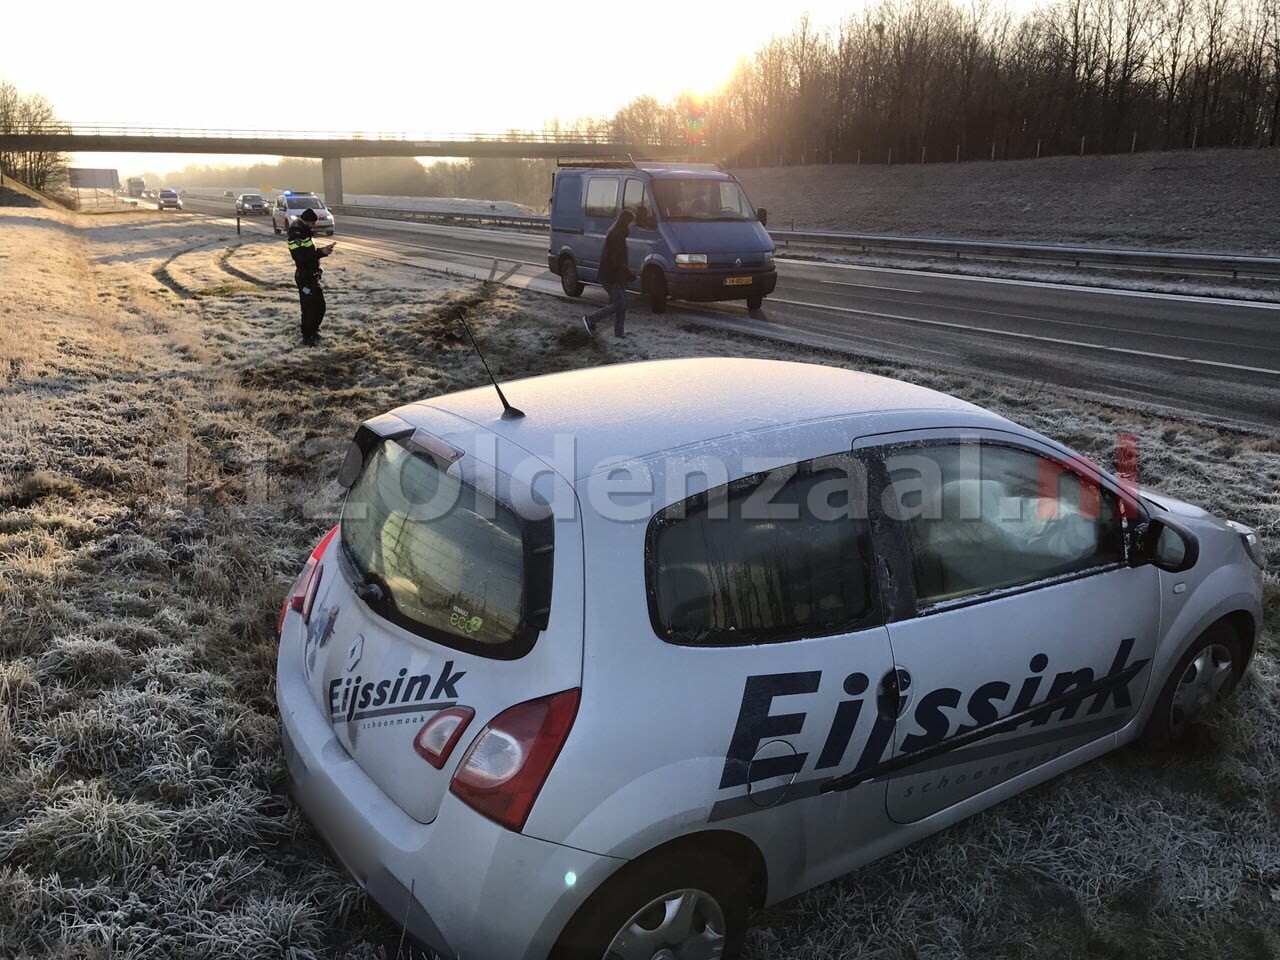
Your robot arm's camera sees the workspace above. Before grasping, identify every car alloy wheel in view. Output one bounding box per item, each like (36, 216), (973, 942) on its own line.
(603, 887), (726, 960)
(1169, 641), (1234, 734)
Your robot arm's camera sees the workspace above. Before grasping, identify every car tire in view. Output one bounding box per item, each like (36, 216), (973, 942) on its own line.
(645, 269), (668, 314)
(550, 848), (749, 960)
(559, 256), (585, 297)
(1140, 621), (1245, 749)
(747, 292), (764, 311)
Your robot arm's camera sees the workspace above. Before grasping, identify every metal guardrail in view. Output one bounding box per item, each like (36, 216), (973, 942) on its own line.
(767, 229), (1280, 279)
(191, 194), (1280, 279)
(331, 204), (549, 229)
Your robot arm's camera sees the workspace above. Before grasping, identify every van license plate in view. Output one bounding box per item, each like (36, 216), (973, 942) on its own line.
(724, 277), (752, 286)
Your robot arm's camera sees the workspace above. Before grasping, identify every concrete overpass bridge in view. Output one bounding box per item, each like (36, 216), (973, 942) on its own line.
(1, 124), (689, 203)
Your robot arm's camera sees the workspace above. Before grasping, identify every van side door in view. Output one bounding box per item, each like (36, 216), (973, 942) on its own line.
(582, 176), (620, 281)
(622, 177), (658, 291)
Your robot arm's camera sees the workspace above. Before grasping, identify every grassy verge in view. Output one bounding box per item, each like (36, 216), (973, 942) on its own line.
(0, 208), (1275, 959)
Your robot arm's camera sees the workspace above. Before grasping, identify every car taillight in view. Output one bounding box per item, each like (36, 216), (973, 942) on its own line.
(449, 688), (580, 832)
(277, 525), (339, 634)
(414, 706), (475, 769)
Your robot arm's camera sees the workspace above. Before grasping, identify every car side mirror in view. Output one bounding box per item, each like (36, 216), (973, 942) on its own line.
(1133, 519), (1198, 572)
(757, 207), (768, 227)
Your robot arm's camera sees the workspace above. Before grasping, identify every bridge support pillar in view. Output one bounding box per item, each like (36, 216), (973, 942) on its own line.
(322, 156), (344, 206)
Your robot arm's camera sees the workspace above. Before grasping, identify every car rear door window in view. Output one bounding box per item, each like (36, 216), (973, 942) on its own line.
(585, 177), (619, 219)
(884, 441), (1126, 607)
(647, 457), (878, 645)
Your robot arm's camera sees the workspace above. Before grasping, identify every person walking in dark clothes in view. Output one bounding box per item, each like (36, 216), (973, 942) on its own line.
(287, 208), (333, 345)
(582, 209), (635, 338)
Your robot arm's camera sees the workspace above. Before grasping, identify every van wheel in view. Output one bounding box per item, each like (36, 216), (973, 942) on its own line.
(747, 292), (764, 311)
(645, 270), (668, 314)
(560, 256), (584, 297)
(1140, 621), (1244, 749)
(551, 849), (748, 960)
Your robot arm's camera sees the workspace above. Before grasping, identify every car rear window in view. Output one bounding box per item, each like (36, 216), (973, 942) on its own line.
(341, 440), (531, 653)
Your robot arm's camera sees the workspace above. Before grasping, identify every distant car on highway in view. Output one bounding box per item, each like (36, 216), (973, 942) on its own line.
(273, 191), (335, 236)
(236, 193), (269, 216)
(550, 159), (776, 313)
(157, 189), (183, 211)
(224, 190), (235, 198)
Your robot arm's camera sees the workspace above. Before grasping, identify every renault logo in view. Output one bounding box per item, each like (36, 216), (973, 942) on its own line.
(734, 257), (743, 267)
(346, 634), (364, 672)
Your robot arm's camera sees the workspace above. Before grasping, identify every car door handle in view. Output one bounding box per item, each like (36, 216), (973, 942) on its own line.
(877, 668), (912, 719)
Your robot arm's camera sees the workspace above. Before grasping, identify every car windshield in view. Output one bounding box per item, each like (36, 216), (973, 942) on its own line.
(652, 178), (755, 221)
(160, 190), (176, 197)
(287, 197), (323, 210)
(242, 194), (262, 201)
(341, 440), (528, 651)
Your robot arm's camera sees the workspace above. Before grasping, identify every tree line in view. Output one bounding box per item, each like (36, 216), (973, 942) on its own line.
(0, 81), (67, 191)
(598, 0), (1280, 164)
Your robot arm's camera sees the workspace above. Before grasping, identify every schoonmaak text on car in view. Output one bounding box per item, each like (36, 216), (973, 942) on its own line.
(276, 358), (1263, 960)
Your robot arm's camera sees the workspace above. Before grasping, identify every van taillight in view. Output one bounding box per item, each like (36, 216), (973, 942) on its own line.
(414, 706), (475, 769)
(449, 688), (580, 832)
(277, 525), (339, 634)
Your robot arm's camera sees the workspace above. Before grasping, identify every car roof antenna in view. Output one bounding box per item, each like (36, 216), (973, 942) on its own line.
(455, 308), (525, 420)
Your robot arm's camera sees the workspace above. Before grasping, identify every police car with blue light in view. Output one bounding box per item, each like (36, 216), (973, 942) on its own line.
(276, 357), (1263, 960)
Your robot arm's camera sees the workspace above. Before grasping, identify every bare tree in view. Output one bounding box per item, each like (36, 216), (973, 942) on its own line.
(0, 81), (68, 191)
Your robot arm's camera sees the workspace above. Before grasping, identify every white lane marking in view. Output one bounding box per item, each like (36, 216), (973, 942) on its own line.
(819, 279), (922, 293)
(777, 258), (1280, 309)
(770, 297), (1280, 376)
(793, 288), (1260, 350)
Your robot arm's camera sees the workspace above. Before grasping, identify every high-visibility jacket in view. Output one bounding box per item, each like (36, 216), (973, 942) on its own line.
(287, 220), (323, 280)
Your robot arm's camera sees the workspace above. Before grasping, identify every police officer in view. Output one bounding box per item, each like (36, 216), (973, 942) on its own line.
(287, 208), (333, 345)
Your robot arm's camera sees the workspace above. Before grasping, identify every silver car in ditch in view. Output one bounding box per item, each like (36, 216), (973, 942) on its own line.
(276, 358), (1263, 960)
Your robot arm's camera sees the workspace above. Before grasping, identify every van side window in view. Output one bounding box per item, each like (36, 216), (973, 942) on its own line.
(646, 458), (879, 645)
(585, 178), (619, 219)
(884, 442), (1126, 608)
(623, 179), (645, 212)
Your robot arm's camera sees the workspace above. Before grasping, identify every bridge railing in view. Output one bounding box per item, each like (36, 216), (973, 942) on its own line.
(11, 123), (671, 144)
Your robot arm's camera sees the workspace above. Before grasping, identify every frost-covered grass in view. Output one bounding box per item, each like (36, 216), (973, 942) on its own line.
(0, 207), (1276, 959)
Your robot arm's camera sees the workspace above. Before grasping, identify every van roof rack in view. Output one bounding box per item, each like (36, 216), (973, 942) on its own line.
(636, 158), (727, 172)
(556, 155), (636, 169)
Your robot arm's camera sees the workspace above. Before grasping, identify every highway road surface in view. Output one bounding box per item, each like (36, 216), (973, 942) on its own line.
(179, 195), (1280, 434)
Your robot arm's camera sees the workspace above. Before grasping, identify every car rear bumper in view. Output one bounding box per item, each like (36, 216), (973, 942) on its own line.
(666, 268), (777, 302)
(277, 621), (623, 960)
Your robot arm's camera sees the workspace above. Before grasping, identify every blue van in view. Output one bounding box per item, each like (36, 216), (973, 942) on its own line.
(547, 159), (777, 313)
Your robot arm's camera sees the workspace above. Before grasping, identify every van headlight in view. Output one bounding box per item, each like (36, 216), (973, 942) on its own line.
(763, 251), (775, 268)
(1225, 521), (1263, 568)
(675, 253), (708, 268)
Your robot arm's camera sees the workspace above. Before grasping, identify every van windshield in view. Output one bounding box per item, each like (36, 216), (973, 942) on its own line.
(341, 440), (527, 651)
(652, 179), (755, 221)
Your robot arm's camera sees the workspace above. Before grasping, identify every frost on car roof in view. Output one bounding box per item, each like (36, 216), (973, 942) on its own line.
(408, 358), (1002, 479)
